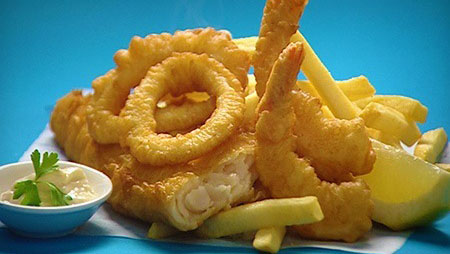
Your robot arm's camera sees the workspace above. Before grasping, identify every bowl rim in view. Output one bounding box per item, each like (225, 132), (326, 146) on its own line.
(0, 161), (112, 213)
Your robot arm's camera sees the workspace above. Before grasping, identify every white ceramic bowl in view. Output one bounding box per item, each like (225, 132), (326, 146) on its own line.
(0, 161), (112, 238)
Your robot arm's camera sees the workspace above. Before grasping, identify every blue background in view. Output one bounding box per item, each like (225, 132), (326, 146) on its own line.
(0, 0), (449, 253)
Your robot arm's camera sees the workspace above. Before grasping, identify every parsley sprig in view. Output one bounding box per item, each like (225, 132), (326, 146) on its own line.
(13, 149), (73, 206)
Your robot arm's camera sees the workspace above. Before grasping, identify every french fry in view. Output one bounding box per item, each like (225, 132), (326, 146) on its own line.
(147, 222), (179, 239)
(233, 36), (258, 60)
(403, 122), (421, 146)
(296, 80), (321, 98)
(196, 197), (323, 238)
(253, 226), (286, 254)
(243, 91), (260, 126)
(354, 95), (428, 123)
(245, 74), (257, 96)
(235, 34), (366, 120)
(414, 128), (448, 163)
(337, 76), (375, 101)
(290, 31), (359, 119)
(359, 102), (421, 146)
(321, 105), (334, 119)
(297, 76), (375, 102)
(366, 128), (402, 148)
(436, 163), (450, 172)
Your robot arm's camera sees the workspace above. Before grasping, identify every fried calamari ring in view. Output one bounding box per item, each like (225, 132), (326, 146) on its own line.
(155, 97), (216, 133)
(121, 52), (245, 166)
(87, 28), (250, 144)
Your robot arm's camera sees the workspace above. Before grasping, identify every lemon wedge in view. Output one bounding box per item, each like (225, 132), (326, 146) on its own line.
(361, 140), (450, 230)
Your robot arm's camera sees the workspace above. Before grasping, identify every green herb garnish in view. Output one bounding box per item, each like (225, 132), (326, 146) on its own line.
(45, 182), (73, 206)
(31, 149), (59, 179)
(13, 180), (41, 206)
(13, 149), (72, 206)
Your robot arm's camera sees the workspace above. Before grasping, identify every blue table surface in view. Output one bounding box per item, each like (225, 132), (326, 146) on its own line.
(0, 0), (449, 253)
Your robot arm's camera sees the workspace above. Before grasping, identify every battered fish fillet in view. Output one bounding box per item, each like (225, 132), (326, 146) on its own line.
(51, 91), (257, 231)
(255, 43), (373, 242)
(253, 0), (308, 97)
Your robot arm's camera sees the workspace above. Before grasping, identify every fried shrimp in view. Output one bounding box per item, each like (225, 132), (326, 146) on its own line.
(293, 92), (376, 182)
(254, 0), (375, 183)
(255, 43), (373, 242)
(120, 52), (245, 166)
(87, 28), (250, 144)
(253, 0), (308, 97)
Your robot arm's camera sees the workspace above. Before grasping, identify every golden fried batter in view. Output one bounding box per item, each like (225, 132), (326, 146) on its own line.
(120, 53), (245, 166)
(87, 28), (250, 144)
(155, 97), (215, 133)
(253, 0), (308, 97)
(254, 0), (374, 184)
(293, 92), (375, 182)
(51, 91), (257, 231)
(255, 43), (373, 243)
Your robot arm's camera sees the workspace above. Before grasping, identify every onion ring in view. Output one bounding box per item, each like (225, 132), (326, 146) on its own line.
(120, 52), (245, 166)
(87, 28), (250, 144)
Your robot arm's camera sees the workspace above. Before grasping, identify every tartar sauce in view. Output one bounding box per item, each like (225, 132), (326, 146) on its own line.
(1, 167), (97, 206)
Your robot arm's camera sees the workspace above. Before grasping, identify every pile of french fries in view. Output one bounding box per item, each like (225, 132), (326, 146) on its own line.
(146, 32), (448, 254)
(237, 31), (448, 167)
(296, 31), (448, 168)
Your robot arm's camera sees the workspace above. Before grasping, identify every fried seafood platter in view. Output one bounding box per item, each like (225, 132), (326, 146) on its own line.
(49, 0), (449, 253)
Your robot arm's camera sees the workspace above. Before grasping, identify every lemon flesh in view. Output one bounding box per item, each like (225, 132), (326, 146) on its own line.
(362, 140), (450, 230)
